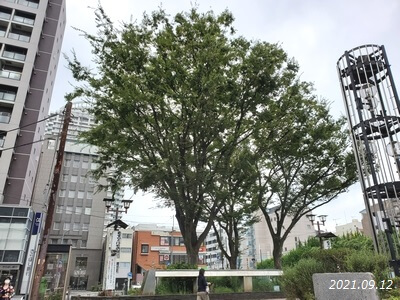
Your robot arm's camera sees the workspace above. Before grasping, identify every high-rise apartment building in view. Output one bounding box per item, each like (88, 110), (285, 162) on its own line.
(0, 0), (65, 294)
(0, 0), (66, 205)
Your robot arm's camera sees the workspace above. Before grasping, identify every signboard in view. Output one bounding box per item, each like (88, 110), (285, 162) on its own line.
(32, 212), (42, 235)
(127, 272), (132, 278)
(105, 256), (117, 290)
(150, 246), (170, 251)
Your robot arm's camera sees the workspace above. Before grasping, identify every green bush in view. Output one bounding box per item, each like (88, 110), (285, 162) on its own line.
(282, 258), (325, 300)
(253, 276), (275, 292)
(344, 250), (389, 283)
(211, 276), (242, 293)
(155, 262), (196, 295)
(213, 286), (235, 293)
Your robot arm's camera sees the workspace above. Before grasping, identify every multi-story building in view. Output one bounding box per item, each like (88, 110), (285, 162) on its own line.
(0, 0), (65, 205)
(335, 219), (363, 236)
(0, 0), (65, 294)
(32, 103), (109, 290)
(248, 209), (316, 263)
(204, 228), (229, 269)
(251, 209), (316, 262)
(102, 227), (134, 291)
(132, 224), (206, 284)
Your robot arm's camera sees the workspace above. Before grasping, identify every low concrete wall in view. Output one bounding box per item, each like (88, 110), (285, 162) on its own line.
(71, 291), (285, 300)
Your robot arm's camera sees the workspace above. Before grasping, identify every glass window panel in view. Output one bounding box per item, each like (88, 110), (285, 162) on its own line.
(3, 250), (19, 262)
(68, 191), (75, 198)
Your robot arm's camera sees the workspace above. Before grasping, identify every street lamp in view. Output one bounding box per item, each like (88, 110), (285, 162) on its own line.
(103, 197), (133, 230)
(306, 214), (327, 249)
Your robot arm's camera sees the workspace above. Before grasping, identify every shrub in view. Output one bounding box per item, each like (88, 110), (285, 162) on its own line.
(344, 250), (389, 283)
(253, 276), (275, 292)
(281, 258), (325, 300)
(156, 262), (196, 295)
(211, 276), (242, 293)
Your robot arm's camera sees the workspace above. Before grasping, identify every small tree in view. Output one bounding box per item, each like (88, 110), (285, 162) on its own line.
(251, 85), (358, 269)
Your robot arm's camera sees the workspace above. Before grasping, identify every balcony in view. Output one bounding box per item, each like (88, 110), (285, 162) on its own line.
(0, 112), (11, 124)
(0, 12), (11, 21)
(0, 91), (16, 102)
(13, 15), (35, 26)
(2, 50), (26, 61)
(0, 70), (22, 80)
(17, 0), (39, 9)
(8, 32), (30, 42)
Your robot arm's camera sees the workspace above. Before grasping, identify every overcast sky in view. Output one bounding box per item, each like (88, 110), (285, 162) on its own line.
(51, 0), (400, 231)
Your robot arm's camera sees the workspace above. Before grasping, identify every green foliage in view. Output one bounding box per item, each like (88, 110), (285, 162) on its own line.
(66, 3), (357, 268)
(257, 258), (274, 269)
(156, 262), (197, 294)
(332, 232), (374, 251)
(281, 258), (324, 300)
(167, 262), (197, 270)
(252, 277), (276, 292)
(127, 287), (142, 295)
(345, 250), (389, 283)
(211, 276), (242, 293)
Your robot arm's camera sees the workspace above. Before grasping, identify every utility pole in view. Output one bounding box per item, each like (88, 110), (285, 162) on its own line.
(31, 101), (72, 299)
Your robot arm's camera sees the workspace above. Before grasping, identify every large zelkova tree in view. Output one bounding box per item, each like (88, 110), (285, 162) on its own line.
(66, 7), (300, 264)
(251, 81), (358, 269)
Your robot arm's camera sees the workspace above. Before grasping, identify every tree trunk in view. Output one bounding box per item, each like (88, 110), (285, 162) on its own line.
(229, 253), (238, 269)
(272, 239), (283, 269)
(186, 246), (199, 266)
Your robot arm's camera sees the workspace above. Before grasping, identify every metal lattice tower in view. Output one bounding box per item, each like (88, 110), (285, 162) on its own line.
(337, 44), (400, 275)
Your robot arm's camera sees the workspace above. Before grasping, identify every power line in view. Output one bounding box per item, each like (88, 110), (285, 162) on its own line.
(0, 113), (60, 137)
(0, 137), (48, 152)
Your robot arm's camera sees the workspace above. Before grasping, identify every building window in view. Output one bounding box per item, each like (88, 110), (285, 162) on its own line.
(53, 222), (61, 230)
(141, 244), (149, 254)
(120, 247), (131, 253)
(64, 223), (71, 230)
(61, 175), (68, 182)
(80, 177), (86, 183)
(173, 237), (185, 246)
(51, 239), (58, 244)
(68, 191), (75, 198)
(71, 175), (78, 183)
(66, 206), (73, 214)
(64, 159), (71, 167)
(122, 233), (132, 239)
(160, 237), (170, 246)
(84, 208), (91, 215)
(71, 240), (78, 247)
(72, 161), (80, 168)
(56, 205), (63, 213)
(75, 207), (83, 214)
(82, 224), (89, 231)
(73, 223), (80, 231)
(81, 240), (87, 248)
(59, 190), (66, 197)
(86, 192), (93, 199)
(77, 191), (85, 199)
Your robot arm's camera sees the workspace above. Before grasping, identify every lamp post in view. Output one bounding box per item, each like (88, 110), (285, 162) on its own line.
(306, 214), (327, 249)
(103, 198), (133, 230)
